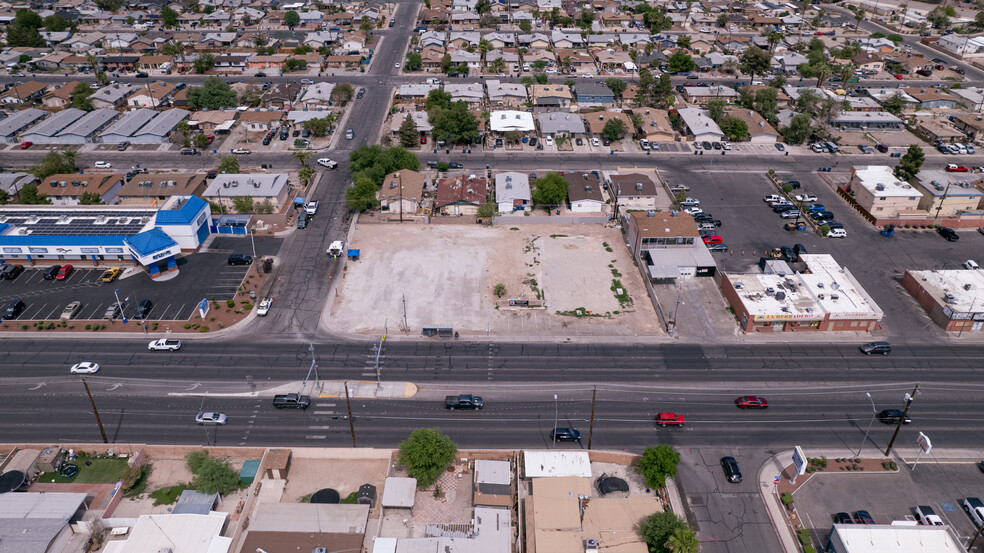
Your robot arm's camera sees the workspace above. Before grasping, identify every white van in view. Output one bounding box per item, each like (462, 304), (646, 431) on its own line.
(827, 228), (847, 238)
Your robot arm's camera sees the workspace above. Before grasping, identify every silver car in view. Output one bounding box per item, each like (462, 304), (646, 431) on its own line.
(195, 412), (227, 425)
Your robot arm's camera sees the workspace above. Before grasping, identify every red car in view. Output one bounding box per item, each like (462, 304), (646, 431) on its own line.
(206, 135), (215, 144)
(703, 236), (723, 245)
(420, 135), (427, 144)
(946, 164), (969, 172)
(893, 73), (903, 80)
(736, 396), (769, 409)
(19, 141), (32, 149)
(55, 264), (73, 281)
(656, 412), (686, 426)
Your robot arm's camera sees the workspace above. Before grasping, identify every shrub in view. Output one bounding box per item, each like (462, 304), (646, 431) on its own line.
(798, 529), (811, 546)
(120, 463), (149, 494)
(781, 492), (794, 505)
(184, 323), (192, 329)
(200, 326), (210, 332)
(243, 303), (252, 310)
(226, 299), (235, 308)
(217, 322), (225, 329)
(804, 546), (816, 553)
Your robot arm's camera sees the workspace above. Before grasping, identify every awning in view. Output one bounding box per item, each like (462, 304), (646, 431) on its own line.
(647, 265), (679, 279)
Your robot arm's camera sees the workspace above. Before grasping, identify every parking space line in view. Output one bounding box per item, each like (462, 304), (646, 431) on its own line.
(156, 305), (173, 320)
(41, 304), (62, 320)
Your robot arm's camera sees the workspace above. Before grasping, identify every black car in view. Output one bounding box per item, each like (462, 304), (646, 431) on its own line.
(448, 162), (463, 169)
(721, 456), (742, 483)
(693, 213), (713, 222)
(550, 427), (582, 442)
(0, 264), (23, 280)
(702, 141), (712, 150)
(292, 130), (300, 137)
(938, 227), (959, 241)
(712, 142), (722, 150)
(135, 72), (148, 78)
(135, 299), (154, 320)
(775, 143), (785, 151)
(43, 265), (60, 280)
(256, 72), (267, 77)
(878, 409), (911, 424)
(875, 144), (888, 153)
(3, 299), (24, 320)
(860, 341), (891, 355)
(834, 512), (855, 524)
(854, 510), (875, 524)
(357, 87), (365, 99)
(227, 254), (253, 266)
(529, 137), (537, 147)
(780, 246), (796, 261)
(794, 243), (808, 256)
(785, 180), (801, 189)
(773, 204), (796, 213)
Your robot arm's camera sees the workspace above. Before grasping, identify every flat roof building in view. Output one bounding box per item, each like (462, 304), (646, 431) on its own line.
(116, 173), (208, 205)
(912, 169), (984, 217)
(102, 513), (229, 553)
(903, 269), (984, 333)
(826, 523), (962, 552)
(721, 254), (883, 333)
(849, 165), (924, 219)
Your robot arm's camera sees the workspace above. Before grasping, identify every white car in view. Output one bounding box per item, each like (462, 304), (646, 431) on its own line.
(317, 158), (338, 169)
(827, 228), (848, 238)
(300, 78), (314, 84)
(964, 259), (980, 270)
(721, 141), (732, 150)
(591, 137), (600, 147)
(148, 339), (182, 351)
(89, 83), (100, 89)
(683, 207), (703, 215)
(195, 412), (227, 425)
(70, 362), (100, 374)
(795, 194), (818, 202)
(545, 136), (554, 146)
(305, 201), (319, 215)
(232, 148), (250, 155)
(257, 298), (273, 316)
(395, 62), (401, 68)
(94, 161), (112, 168)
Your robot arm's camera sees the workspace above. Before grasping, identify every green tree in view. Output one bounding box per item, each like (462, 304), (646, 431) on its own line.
(186, 77), (237, 110)
(194, 133), (209, 149)
(534, 73), (548, 84)
(531, 172), (569, 207)
(926, 6), (949, 29)
(895, 144), (924, 181)
(71, 82), (94, 111)
(796, 89), (820, 114)
(293, 150), (312, 167)
(284, 58), (308, 72)
(754, 88), (779, 124)
(765, 29), (783, 53)
(331, 83), (355, 105)
(193, 53), (216, 74)
(0, 190), (9, 204)
(349, 145), (420, 187)
(161, 41), (184, 56)
(359, 15), (372, 31)
(799, 61), (832, 88)
(636, 445), (681, 488)
(162, 6), (179, 28)
(233, 195), (254, 213)
(882, 93), (905, 115)
(30, 151), (76, 180)
(298, 166), (315, 186)
(405, 51), (422, 71)
(217, 155), (240, 174)
(476, 0), (491, 13)
(7, 9), (45, 47)
(887, 33), (904, 44)
(720, 115), (749, 141)
(186, 451), (241, 495)
(284, 10), (301, 29)
(79, 191), (105, 205)
(425, 89), (453, 110)
(303, 115), (335, 136)
(717, 13), (729, 27)
(345, 175), (380, 211)
(398, 428), (458, 488)
(667, 50), (695, 73)
(677, 35), (691, 49)
(975, 11), (984, 30)
(42, 15), (71, 31)
(94, 0), (124, 10)
(519, 19), (532, 33)
(641, 511), (689, 553)
(520, 76), (534, 87)
(665, 527), (699, 553)
(398, 114), (419, 148)
(17, 183), (52, 205)
(706, 98), (725, 122)
(294, 44), (314, 55)
(430, 101), (479, 145)
(490, 57), (506, 73)
(603, 118), (627, 141)
(853, 6), (865, 29)
(739, 46), (771, 84)
(605, 77), (627, 99)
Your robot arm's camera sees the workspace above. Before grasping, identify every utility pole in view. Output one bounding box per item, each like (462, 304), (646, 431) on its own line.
(587, 387), (596, 450)
(553, 394), (558, 446)
(402, 293), (408, 336)
(81, 377), (108, 444)
(344, 381), (356, 447)
(884, 383), (919, 456)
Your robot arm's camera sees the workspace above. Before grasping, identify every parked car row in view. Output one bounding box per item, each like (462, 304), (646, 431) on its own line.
(810, 142), (840, 154)
(938, 143), (976, 155)
(681, 197), (727, 251)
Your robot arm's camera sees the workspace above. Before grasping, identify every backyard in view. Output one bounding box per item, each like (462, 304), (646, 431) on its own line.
(37, 456), (127, 484)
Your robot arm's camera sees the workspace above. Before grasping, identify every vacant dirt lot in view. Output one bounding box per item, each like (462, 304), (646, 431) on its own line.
(328, 223), (661, 337)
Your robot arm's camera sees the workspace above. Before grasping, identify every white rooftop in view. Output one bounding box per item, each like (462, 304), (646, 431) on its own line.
(490, 110), (535, 132)
(381, 477), (417, 508)
(474, 459), (511, 485)
(523, 451), (591, 478)
(101, 513), (230, 553)
(829, 524), (962, 552)
(907, 269), (984, 314)
(798, 254), (883, 320)
(852, 165), (922, 198)
(205, 173), (289, 198)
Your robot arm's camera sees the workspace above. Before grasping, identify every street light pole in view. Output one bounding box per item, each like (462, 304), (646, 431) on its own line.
(856, 392), (877, 457)
(553, 394), (558, 445)
(113, 288), (127, 323)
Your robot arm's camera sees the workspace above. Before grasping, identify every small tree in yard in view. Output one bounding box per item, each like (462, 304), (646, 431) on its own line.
(186, 451), (241, 495)
(636, 444), (681, 488)
(398, 428), (458, 488)
(233, 195), (254, 213)
(531, 172), (569, 208)
(640, 511), (690, 553)
(603, 118), (626, 141)
(494, 283), (506, 297)
(398, 114), (419, 148)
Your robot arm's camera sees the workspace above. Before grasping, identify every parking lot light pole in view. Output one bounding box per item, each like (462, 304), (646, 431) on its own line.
(856, 392), (877, 457)
(113, 288), (127, 323)
(249, 229), (257, 262)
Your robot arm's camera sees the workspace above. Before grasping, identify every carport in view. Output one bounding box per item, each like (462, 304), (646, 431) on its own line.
(211, 214), (251, 235)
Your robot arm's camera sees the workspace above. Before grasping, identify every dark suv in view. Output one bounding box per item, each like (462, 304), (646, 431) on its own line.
(43, 265), (60, 280)
(228, 254), (253, 266)
(860, 341), (891, 355)
(721, 456), (742, 483)
(0, 264), (23, 280)
(135, 299), (154, 319)
(3, 299), (25, 319)
(550, 428), (582, 442)
(878, 409), (911, 424)
(938, 227), (959, 241)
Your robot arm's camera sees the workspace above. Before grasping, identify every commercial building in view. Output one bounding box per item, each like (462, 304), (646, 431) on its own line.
(903, 269), (984, 333)
(849, 165), (923, 218)
(0, 195), (212, 277)
(825, 523), (962, 552)
(204, 173), (291, 211)
(624, 210), (716, 280)
(721, 254), (884, 333)
(912, 170), (984, 217)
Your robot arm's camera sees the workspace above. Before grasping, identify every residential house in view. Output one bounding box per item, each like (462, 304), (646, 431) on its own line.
(858, 37), (897, 54)
(419, 31), (446, 49)
(484, 49), (519, 71)
(40, 173), (125, 205)
(34, 51), (72, 71)
(304, 31), (339, 48)
(90, 83), (134, 109)
(913, 169), (984, 216)
(449, 31), (481, 49)
(853, 52), (884, 73)
(531, 84), (572, 112)
(902, 88), (959, 109)
(830, 111), (905, 130)
(0, 108), (47, 142)
(635, 108), (676, 142)
(676, 107), (724, 141)
(435, 174), (487, 216)
(0, 81), (48, 104)
(951, 87), (984, 112)
(722, 107), (778, 143)
(445, 83), (485, 105)
(594, 48), (632, 73)
(563, 172), (605, 213)
(484, 32), (515, 49)
(844, 96), (882, 112)
(390, 111), (432, 137)
(379, 170), (426, 215)
(849, 165), (924, 219)
(297, 83), (336, 109)
(573, 82), (615, 106)
(339, 33), (367, 55)
(495, 172), (531, 213)
(420, 47), (447, 72)
(938, 34), (984, 58)
(396, 84), (440, 101)
(41, 81), (84, 110)
(262, 83), (301, 109)
(204, 173), (291, 211)
(116, 173), (208, 205)
(552, 29), (583, 49)
(683, 85), (739, 105)
(609, 172), (658, 210)
(215, 54), (252, 70)
(517, 33), (550, 49)
(128, 81), (180, 108)
(449, 49), (482, 72)
(913, 119), (965, 144)
(239, 110), (286, 132)
(490, 111), (536, 134)
(952, 113), (984, 141)
(537, 112), (585, 137)
(584, 111), (633, 138)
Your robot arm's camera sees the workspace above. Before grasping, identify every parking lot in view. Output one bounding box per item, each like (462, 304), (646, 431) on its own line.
(0, 245), (273, 322)
(658, 165), (984, 339)
(792, 461), (984, 550)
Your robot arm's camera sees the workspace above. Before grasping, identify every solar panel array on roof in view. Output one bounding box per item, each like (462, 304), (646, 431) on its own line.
(0, 210), (152, 236)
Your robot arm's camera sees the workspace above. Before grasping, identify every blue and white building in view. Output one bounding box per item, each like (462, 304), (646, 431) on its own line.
(0, 195), (211, 278)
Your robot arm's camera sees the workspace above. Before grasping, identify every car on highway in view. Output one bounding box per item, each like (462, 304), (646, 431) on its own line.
(19, 141), (32, 149)
(195, 412), (227, 425)
(94, 161), (112, 168)
(854, 510), (875, 524)
(656, 412), (685, 426)
(231, 148), (251, 155)
(860, 341), (891, 355)
(257, 297), (273, 316)
(946, 164), (969, 172)
(0, 264), (23, 280)
(878, 409), (911, 424)
(317, 158), (338, 169)
(60, 301), (81, 320)
(721, 456), (742, 483)
(149, 339), (182, 351)
(70, 362), (99, 374)
(736, 396), (768, 409)
(938, 226), (959, 241)
(795, 194), (817, 202)
(550, 427), (582, 442)
(100, 267), (121, 282)
(55, 264), (73, 281)
(448, 162), (464, 169)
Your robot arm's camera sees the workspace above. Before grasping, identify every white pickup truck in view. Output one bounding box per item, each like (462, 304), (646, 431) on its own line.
(305, 201), (319, 215)
(327, 240), (345, 258)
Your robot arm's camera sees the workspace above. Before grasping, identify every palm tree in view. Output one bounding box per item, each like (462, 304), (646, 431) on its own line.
(854, 7), (865, 30)
(813, 63), (832, 88)
(298, 166), (315, 186)
(63, 149), (78, 171)
(293, 151), (312, 167)
(766, 30), (783, 54)
(665, 528), (699, 553)
(899, 3), (909, 27)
